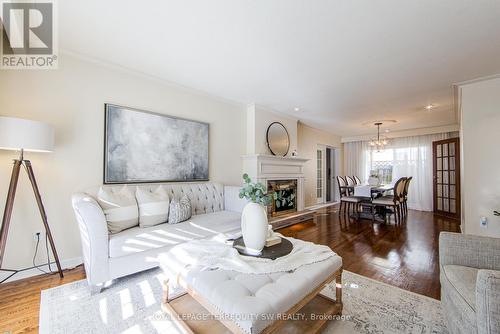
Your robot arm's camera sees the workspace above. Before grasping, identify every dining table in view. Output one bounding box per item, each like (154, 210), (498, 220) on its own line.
(340, 184), (394, 222)
(340, 184), (394, 195)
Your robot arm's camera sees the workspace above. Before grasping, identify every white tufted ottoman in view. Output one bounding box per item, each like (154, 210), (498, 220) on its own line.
(160, 245), (343, 334)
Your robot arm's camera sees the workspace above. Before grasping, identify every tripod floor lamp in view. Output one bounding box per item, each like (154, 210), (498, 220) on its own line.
(0, 116), (63, 281)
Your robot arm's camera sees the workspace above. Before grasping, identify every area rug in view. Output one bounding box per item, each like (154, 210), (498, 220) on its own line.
(39, 269), (448, 334)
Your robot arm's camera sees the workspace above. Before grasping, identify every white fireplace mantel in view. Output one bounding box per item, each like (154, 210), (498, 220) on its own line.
(242, 154), (309, 211)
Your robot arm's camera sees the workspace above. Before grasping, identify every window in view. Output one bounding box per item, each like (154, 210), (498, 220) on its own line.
(368, 149), (393, 184)
(317, 149), (322, 198)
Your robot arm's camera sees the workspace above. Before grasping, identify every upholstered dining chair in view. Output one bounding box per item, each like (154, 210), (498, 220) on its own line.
(345, 176), (356, 196)
(346, 176), (356, 186)
(402, 176), (412, 216)
(353, 176), (362, 185)
(337, 176), (361, 217)
(371, 177), (407, 224)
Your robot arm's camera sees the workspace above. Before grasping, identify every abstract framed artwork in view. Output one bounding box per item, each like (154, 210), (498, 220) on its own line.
(104, 104), (209, 184)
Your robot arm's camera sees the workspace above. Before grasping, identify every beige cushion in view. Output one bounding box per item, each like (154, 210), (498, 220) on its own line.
(372, 196), (396, 206)
(341, 196), (361, 203)
(136, 186), (170, 228)
(97, 186), (139, 234)
(85, 182), (225, 216)
(169, 195), (192, 224)
(443, 265), (479, 310)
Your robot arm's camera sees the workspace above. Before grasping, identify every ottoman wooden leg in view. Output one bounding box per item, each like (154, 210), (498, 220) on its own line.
(163, 279), (169, 303)
(161, 279), (196, 334)
(335, 268), (343, 313)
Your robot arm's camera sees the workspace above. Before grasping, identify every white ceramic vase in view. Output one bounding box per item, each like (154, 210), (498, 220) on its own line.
(241, 202), (268, 255)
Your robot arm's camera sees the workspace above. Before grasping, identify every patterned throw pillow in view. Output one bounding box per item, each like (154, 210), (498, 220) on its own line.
(136, 186), (170, 228)
(168, 195), (192, 224)
(97, 186), (139, 234)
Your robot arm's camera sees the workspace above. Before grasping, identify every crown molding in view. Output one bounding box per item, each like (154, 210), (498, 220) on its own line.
(60, 49), (246, 108)
(453, 73), (500, 87)
(341, 124), (460, 143)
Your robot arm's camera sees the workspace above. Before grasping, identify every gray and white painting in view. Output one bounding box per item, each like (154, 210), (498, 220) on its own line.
(104, 105), (209, 183)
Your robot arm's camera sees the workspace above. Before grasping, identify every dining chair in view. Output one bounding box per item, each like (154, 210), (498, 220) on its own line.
(345, 176), (357, 195)
(371, 177), (407, 224)
(354, 176), (362, 185)
(346, 176), (356, 186)
(337, 176), (361, 217)
(402, 176), (412, 216)
(338, 176), (352, 195)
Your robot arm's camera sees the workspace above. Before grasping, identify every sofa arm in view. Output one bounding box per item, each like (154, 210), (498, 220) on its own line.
(439, 232), (500, 270)
(71, 193), (109, 286)
(476, 270), (500, 334)
(224, 186), (247, 213)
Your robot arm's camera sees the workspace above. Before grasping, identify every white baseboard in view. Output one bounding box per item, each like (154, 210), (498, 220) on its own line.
(0, 257), (83, 284)
(305, 201), (339, 211)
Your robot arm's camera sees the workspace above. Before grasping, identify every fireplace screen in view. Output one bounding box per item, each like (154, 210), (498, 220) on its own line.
(268, 180), (298, 217)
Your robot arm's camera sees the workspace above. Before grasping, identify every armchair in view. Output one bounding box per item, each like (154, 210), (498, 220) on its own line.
(439, 232), (500, 334)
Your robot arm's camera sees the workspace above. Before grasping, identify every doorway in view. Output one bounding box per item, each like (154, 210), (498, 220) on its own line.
(433, 138), (461, 220)
(318, 145), (339, 204)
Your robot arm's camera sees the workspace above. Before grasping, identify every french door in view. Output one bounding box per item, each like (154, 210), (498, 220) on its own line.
(433, 138), (460, 220)
(316, 148), (324, 203)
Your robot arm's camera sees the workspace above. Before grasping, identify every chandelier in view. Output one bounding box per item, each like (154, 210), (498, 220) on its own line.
(369, 122), (389, 152)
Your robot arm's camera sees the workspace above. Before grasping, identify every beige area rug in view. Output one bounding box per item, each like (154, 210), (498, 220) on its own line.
(39, 268), (448, 334)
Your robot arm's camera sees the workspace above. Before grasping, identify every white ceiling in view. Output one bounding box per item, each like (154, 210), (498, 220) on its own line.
(59, 0), (500, 136)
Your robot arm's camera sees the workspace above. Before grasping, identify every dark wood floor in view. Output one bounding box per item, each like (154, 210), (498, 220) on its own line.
(279, 205), (461, 300)
(0, 206), (460, 333)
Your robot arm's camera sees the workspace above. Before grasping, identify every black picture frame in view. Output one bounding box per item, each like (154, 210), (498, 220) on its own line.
(266, 121), (290, 157)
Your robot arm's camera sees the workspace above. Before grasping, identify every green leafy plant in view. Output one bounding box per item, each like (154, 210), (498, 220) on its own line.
(239, 173), (276, 206)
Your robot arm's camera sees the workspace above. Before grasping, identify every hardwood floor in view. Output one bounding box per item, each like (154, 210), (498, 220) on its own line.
(279, 205), (461, 300)
(0, 206), (460, 333)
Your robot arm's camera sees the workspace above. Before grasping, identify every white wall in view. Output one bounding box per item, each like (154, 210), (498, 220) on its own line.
(460, 76), (500, 237)
(245, 106), (343, 208)
(246, 104), (298, 156)
(298, 122), (343, 207)
(0, 53), (246, 277)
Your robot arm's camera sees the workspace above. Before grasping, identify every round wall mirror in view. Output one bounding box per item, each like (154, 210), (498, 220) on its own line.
(266, 122), (290, 156)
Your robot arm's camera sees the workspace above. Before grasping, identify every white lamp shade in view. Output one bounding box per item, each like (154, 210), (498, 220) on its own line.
(0, 116), (55, 152)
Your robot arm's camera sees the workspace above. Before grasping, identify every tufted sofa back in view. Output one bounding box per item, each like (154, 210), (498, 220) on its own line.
(85, 182), (225, 216)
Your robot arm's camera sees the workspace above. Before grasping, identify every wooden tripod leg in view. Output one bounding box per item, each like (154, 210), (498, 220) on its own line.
(0, 160), (22, 268)
(24, 160), (64, 278)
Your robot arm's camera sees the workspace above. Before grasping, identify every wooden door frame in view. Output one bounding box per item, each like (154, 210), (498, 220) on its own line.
(432, 138), (461, 220)
(326, 147), (332, 202)
(316, 145), (325, 204)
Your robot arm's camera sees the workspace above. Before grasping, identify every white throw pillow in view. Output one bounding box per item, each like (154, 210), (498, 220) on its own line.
(136, 186), (170, 228)
(97, 186), (139, 234)
(168, 195), (192, 224)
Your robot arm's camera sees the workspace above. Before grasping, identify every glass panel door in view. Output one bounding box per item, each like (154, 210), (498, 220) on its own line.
(433, 138), (460, 219)
(316, 149), (323, 203)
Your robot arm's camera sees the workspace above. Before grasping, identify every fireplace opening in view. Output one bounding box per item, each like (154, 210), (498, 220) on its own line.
(267, 179), (298, 217)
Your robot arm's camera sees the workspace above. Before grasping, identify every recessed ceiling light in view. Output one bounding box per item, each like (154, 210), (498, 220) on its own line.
(294, 107), (300, 112)
(425, 104), (434, 110)
(385, 129), (390, 133)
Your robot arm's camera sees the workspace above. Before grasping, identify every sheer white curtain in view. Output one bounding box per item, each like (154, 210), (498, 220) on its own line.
(343, 141), (369, 182)
(344, 132), (457, 212)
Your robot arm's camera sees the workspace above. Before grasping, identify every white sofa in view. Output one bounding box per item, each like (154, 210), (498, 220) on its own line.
(71, 182), (246, 292)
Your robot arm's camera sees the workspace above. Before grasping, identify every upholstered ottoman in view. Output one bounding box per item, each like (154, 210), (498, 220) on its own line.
(159, 238), (343, 334)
